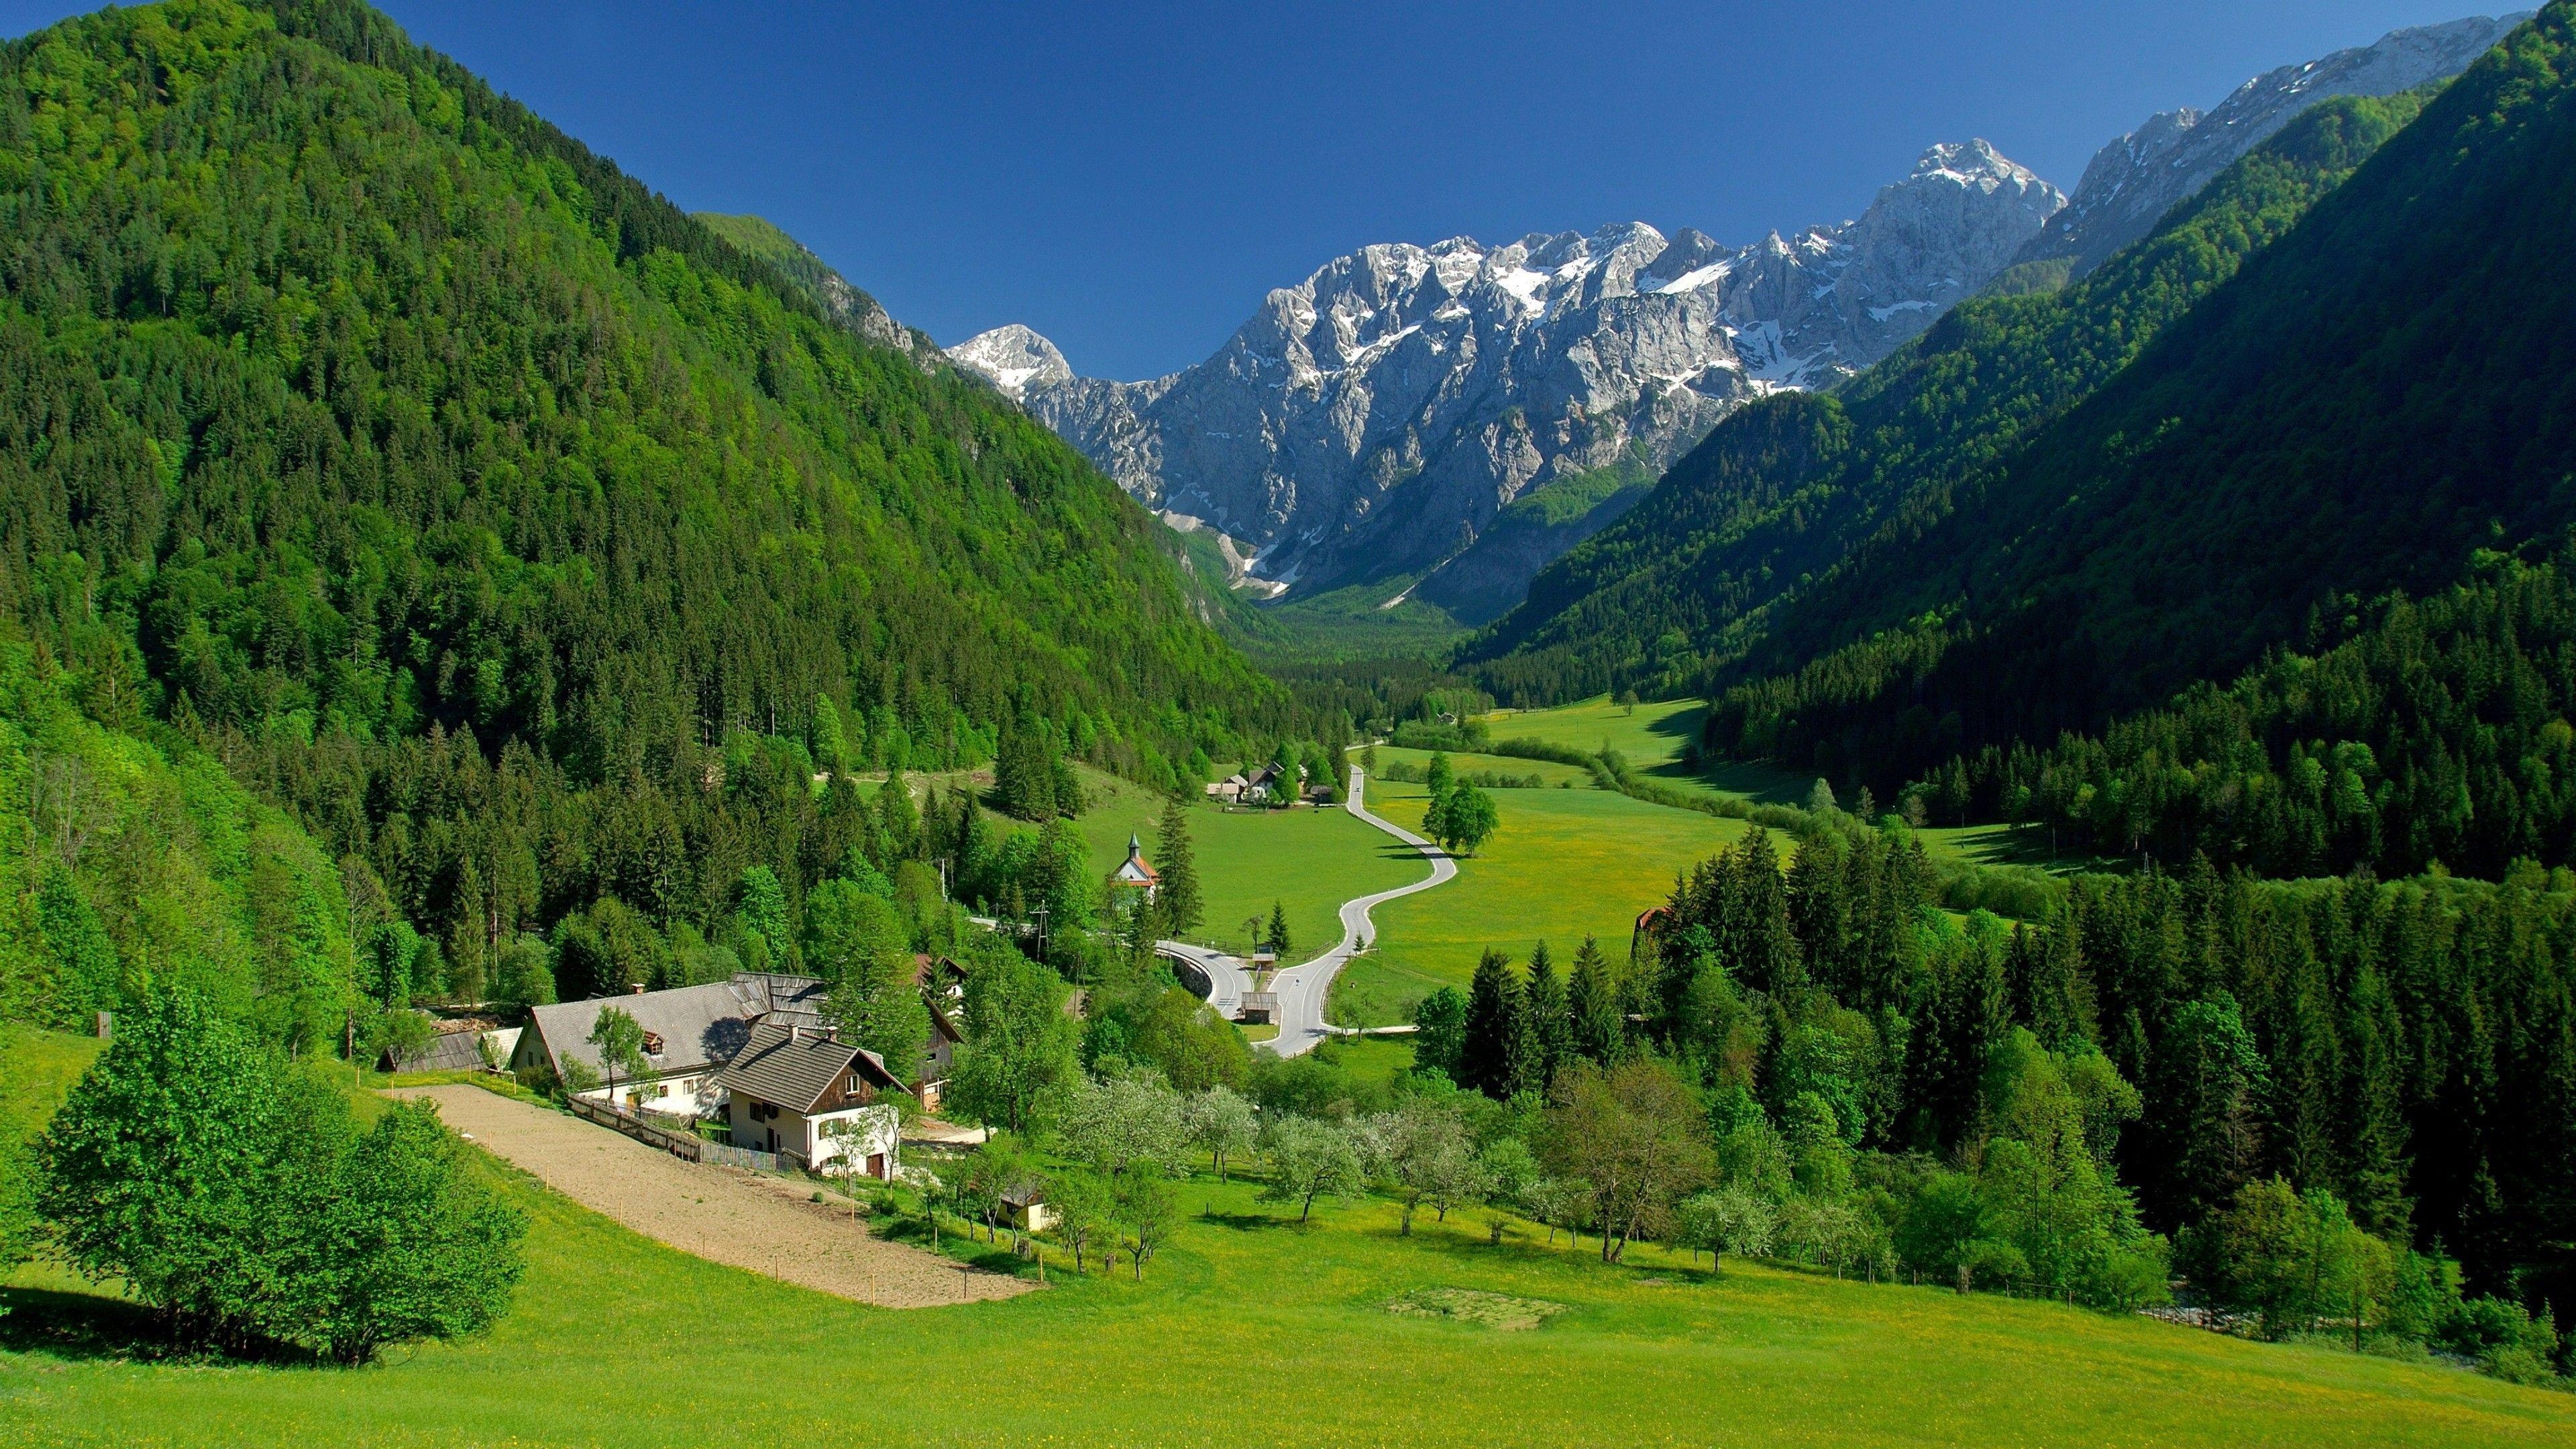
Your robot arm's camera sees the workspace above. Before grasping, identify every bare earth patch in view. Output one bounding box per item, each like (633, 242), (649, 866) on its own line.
(387, 1085), (1029, 1308)
(1384, 1287), (1569, 1330)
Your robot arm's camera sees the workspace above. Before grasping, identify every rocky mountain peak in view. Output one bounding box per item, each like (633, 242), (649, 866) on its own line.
(947, 323), (1075, 400)
(945, 139), (2059, 607)
(2021, 13), (2529, 274)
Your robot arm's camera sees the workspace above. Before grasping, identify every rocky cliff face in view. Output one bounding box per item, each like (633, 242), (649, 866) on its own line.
(2017, 14), (2527, 276)
(951, 142), (2059, 598)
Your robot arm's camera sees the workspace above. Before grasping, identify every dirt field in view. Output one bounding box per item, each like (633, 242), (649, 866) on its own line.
(386, 1085), (1030, 1308)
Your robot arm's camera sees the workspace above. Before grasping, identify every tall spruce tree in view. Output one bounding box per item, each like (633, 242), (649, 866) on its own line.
(1265, 900), (1293, 960)
(1155, 796), (1203, 936)
(1458, 949), (1523, 1100)
(1568, 934), (1623, 1065)
(1524, 941), (1574, 1095)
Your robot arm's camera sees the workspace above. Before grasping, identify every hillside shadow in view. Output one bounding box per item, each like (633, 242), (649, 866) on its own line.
(0, 1285), (313, 1365)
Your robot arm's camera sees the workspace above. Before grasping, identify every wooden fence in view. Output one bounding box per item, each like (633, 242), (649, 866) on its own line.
(567, 1095), (801, 1173)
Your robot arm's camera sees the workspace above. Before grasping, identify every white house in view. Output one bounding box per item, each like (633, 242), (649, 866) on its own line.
(513, 981), (761, 1114)
(716, 1021), (905, 1179)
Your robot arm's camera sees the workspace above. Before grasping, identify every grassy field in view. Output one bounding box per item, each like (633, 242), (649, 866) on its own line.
(1473, 699), (2100, 876)
(1073, 770), (1428, 960)
(0, 1025), (101, 1148)
(3, 1022), (2566, 1448)
(1332, 778), (1753, 1026)
(1478, 695), (1816, 806)
(1370, 744), (1599, 790)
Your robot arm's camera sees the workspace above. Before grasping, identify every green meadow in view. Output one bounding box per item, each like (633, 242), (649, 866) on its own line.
(1371, 744), (1599, 789)
(3, 1028), (2566, 1449)
(1074, 771), (1427, 959)
(1479, 695), (1815, 806)
(1334, 778), (1754, 1026)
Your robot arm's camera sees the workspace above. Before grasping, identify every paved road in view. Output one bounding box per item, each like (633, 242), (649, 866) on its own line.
(1237, 765), (1455, 1057)
(1156, 940), (1249, 1018)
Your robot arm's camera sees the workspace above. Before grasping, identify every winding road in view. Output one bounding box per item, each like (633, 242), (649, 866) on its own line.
(1163, 765), (1456, 1057)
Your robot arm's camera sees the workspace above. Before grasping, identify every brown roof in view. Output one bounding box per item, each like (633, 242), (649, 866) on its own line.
(715, 1022), (902, 1114)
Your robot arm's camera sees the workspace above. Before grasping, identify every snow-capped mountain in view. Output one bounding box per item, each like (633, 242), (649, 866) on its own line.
(2019, 13), (2528, 276)
(952, 141), (2059, 602)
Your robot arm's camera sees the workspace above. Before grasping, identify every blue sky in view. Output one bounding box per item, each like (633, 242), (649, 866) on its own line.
(0, 1), (2521, 379)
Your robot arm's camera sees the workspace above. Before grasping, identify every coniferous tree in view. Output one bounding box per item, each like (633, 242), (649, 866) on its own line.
(1734, 830), (1804, 995)
(1265, 900), (1293, 961)
(877, 773), (922, 862)
(995, 717), (1059, 822)
(1524, 941), (1574, 1094)
(2161, 993), (2271, 1228)
(1458, 949), (1523, 1100)
(810, 696), (851, 776)
(1568, 934), (1623, 1065)
(1155, 796), (1203, 936)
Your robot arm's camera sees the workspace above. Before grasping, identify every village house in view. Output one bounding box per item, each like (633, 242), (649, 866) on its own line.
(511, 980), (763, 1114)
(1205, 760), (1291, 805)
(716, 1021), (904, 1178)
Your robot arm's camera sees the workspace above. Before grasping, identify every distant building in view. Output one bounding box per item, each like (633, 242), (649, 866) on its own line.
(1112, 833), (1161, 898)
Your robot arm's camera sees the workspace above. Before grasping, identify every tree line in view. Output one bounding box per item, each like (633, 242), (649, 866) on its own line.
(1884, 551), (2576, 884)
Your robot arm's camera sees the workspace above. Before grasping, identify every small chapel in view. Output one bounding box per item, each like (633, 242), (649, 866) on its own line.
(1112, 833), (1160, 898)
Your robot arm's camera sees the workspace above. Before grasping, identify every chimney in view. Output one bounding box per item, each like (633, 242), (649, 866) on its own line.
(790, 1024), (804, 1043)
(629, 982), (645, 996)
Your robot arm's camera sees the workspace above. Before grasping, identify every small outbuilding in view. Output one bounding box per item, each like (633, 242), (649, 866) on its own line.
(1002, 1183), (1052, 1232)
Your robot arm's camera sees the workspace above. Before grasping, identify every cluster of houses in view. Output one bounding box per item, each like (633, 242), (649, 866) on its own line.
(391, 839), (1191, 1189)
(425, 955), (973, 1181)
(1204, 760), (1334, 807)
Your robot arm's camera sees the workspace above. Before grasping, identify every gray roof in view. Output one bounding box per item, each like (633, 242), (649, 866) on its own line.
(715, 1021), (899, 1114)
(385, 1024), (521, 1073)
(527, 981), (759, 1081)
(733, 971), (831, 1033)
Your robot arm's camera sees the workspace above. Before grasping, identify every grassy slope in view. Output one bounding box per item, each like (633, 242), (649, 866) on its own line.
(1074, 772), (1427, 959)
(1470, 697), (2084, 871)
(1335, 778), (1752, 1025)
(5, 1146), (2568, 1447)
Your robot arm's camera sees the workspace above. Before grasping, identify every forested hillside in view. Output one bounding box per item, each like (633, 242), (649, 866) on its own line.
(1697, 7), (2576, 808)
(0, 0), (1291, 1040)
(1620, 823), (2576, 1312)
(0, 639), (348, 1048)
(1460, 86), (2435, 702)
(1906, 552), (2576, 880)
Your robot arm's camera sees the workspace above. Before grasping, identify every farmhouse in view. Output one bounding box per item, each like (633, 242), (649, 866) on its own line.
(1205, 761), (1291, 804)
(717, 1022), (904, 1179)
(512, 981), (761, 1114)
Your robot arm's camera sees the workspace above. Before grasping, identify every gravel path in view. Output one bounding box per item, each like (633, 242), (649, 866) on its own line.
(388, 1085), (1029, 1308)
